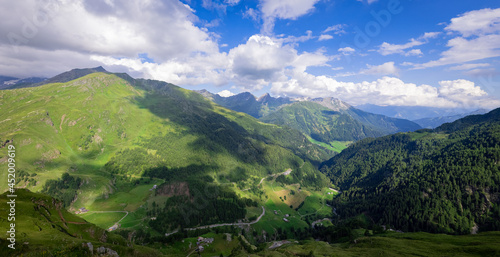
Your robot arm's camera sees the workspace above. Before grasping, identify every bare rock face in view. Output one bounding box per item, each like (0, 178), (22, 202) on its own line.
(96, 246), (119, 256)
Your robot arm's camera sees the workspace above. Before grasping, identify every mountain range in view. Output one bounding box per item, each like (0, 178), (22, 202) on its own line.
(1, 67), (500, 256)
(198, 90), (422, 152)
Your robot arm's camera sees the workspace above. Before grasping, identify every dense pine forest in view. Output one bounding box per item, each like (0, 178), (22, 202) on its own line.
(320, 109), (500, 234)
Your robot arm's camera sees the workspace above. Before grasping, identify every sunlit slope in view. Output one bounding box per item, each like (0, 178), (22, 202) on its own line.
(0, 189), (162, 257)
(0, 72), (331, 204)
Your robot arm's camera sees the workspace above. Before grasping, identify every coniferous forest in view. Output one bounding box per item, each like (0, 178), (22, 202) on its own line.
(320, 109), (500, 234)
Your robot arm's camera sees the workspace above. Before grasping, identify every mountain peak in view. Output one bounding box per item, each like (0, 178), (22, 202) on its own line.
(257, 93), (271, 102)
(311, 97), (351, 111)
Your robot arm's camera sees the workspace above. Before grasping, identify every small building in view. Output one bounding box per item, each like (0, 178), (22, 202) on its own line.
(150, 217), (157, 220)
(283, 218), (289, 222)
(274, 210), (278, 215)
(284, 214), (289, 217)
(75, 207), (88, 214)
(108, 224), (120, 231)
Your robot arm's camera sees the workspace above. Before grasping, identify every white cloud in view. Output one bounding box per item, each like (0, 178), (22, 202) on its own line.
(464, 68), (498, 77)
(416, 8), (500, 69)
(279, 30), (313, 44)
(217, 89), (236, 97)
(224, 0), (241, 6)
(405, 49), (422, 56)
(323, 24), (346, 35)
(318, 34), (333, 41)
(449, 63), (491, 71)
(226, 35), (330, 88)
(269, 73), (499, 109)
(243, 7), (260, 21)
(414, 34), (500, 69)
(378, 32), (439, 56)
(360, 62), (399, 76)
(260, 0), (320, 34)
(338, 47), (355, 54)
(0, 0), (219, 76)
(445, 8), (500, 37)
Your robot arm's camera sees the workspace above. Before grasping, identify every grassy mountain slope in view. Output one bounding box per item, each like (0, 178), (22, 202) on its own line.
(0, 71), (332, 233)
(260, 101), (383, 142)
(320, 108), (500, 234)
(252, 232), (500, 257)
(259, 100), (421, 152)
(0, 189), (161, 257)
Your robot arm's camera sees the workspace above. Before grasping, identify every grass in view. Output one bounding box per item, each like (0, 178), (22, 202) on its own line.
(80, 211), (127, 229)
(257, 232), (500, 257)
(306, 136), (351, 153)
(0, 72), (331, 240)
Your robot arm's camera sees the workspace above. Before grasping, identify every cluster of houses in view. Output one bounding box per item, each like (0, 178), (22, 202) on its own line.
(75, 207), (88, 214)
(195, 236), (214, 253)
(273, 210), (290, 222)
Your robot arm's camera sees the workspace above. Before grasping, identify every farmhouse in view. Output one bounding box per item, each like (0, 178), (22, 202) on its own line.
(75, 207), (88, 214)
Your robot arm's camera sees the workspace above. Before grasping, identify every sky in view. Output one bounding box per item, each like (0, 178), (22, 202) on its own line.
(1, 0), (500, 110)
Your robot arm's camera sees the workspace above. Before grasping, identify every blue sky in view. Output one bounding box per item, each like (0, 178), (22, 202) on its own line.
(1, 0), (500, 110)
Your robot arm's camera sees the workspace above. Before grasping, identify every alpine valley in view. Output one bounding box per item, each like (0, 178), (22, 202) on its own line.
(1, 68), (499, 257)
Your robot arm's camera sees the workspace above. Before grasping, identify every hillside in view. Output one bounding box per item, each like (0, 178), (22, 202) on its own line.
(260, 99), (420, 151)
(260, 101), (383, 142)
(0, 189), (161, 257)
(198, 91), (420, 152)
(0, 71), (333, 239)
(320, 108), (500, 234)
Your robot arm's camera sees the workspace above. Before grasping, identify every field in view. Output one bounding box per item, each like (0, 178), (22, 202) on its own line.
(306, 136), (351, 153)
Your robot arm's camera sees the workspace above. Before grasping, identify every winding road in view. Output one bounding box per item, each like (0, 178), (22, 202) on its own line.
(184, 206), (265, 231)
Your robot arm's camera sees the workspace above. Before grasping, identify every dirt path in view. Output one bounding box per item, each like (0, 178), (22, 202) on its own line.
(258, 168), (292, 187)
(184, 206), (265, 231)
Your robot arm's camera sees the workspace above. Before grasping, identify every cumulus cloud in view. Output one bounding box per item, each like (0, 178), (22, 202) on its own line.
(260, 0), (320, 34)
(269, 73), (499, 109)
(445, 8), (500, 37)
(360, 62), (399, 76)
(225, 35), (331, 89)
(405, 49), (423, 56)
(338, 47), (355, 55)
(217, 89), (236, 97)
(318, 34), (333, 41)
(0, 0), (220, 77)
(415, 8), (500, 69)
